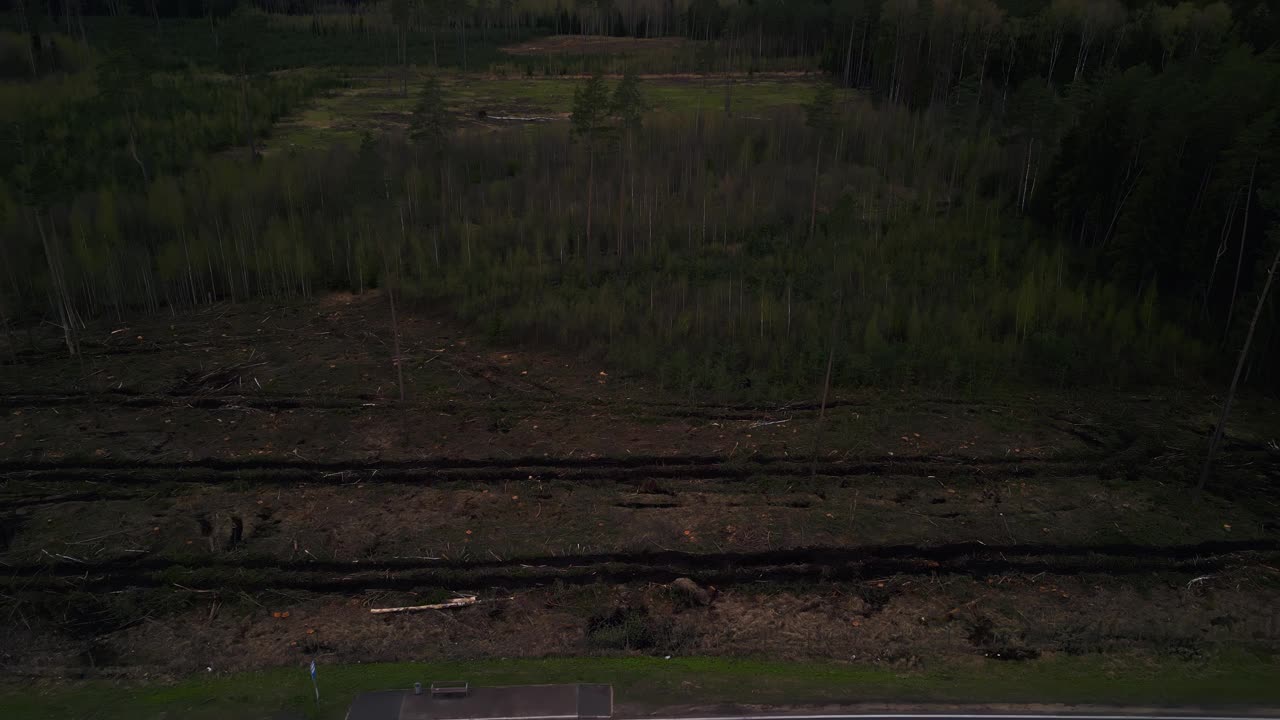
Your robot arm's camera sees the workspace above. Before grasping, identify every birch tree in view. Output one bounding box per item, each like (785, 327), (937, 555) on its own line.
(392, 0), (411, 97)
(805, 83), (836, 242)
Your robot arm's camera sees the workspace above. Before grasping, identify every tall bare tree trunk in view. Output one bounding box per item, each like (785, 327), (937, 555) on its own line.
(240, 75), (257, 161)
(382, 240), (406, 403)
(617, 144), (626, 257)
(127, 115), (150, 184)
(843, 18), (857, 88)
(809, 136), (823, 242)
(34, 211), (79, 357)
(1046, 24), (1064, 87)
(0, 293), (16, 364)
(586, 148), (595, 258)
(1203, 191), (1239, 318)
(786, 279), (792, 337)
(1073, 22), (1094, 82)
(436, 164), (445, 266)
(401, 29), (409, 97)
(16, 0), (37, 77)
(1198, 238), (1280, 493)
(1225, 161), (1257, 335)
(809, 305), (840, 476)
(74, 0), (85, 45)
(1019, 137), (1034, 212)
(386, 276), (406, 402)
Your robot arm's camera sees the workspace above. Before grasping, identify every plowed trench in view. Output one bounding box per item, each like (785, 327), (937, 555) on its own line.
(0, 454), (1113, 487)
(8, 540), (1273, 593)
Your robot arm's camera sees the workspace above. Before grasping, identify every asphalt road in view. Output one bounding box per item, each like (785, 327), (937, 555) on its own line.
(634, 715), (1279, 720)
(350, 697), (1280, 720)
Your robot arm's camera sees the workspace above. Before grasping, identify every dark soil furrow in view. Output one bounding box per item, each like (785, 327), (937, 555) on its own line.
(9, 539), (1275, 576)
(0, 391), (1058, 425)
(0, 390), (1005, 412)
(6, 550), (1271, 593)
(0, 453), (1110, 483)
(0, 392), (933, 421)
(0, 460), (1104, 486)
(0, 490), (150, 508)
(0, 392), (380, 410)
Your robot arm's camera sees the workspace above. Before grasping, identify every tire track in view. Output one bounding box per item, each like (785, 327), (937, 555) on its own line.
(0, 390), (1074, 424)
(0, 453), (1110, 487)
(0, 391), (379, 410)
(10, 539), (1276, 573)
(6, 540), (1274, 593)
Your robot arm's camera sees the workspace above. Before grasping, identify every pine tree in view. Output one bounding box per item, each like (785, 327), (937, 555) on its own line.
(611, 67), (647, 134)
(571, 72), (615, 260)
(410, 76), (453, 153)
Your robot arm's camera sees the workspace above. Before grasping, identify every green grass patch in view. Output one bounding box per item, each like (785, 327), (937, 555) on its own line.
(270, 72), (845, 150)
(4, 652), (1278, 720)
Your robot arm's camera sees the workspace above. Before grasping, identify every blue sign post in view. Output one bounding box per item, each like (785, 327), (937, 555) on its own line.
(310, 660), (320, 705)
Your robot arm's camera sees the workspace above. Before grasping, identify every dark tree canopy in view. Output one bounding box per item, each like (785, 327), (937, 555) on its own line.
(2, 0), (1280, 394)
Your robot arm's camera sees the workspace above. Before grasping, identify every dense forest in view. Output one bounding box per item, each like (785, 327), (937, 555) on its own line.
(2, 0), (1279, 397)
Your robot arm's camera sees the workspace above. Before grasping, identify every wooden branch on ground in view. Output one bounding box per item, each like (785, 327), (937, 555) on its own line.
(370, 595), (478, 614)
(488, 115), (556, 122)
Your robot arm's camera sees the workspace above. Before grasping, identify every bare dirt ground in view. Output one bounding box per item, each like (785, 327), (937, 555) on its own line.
(1, 293), (1278, 679)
